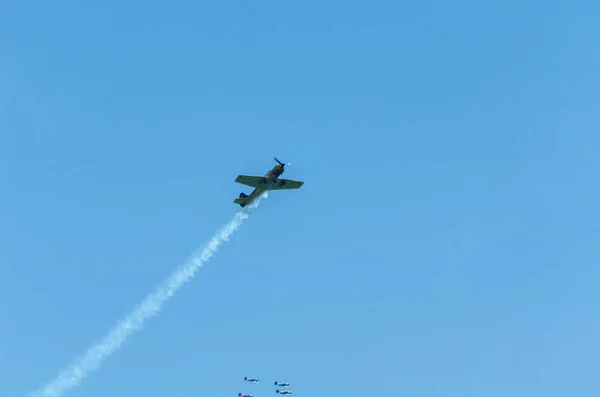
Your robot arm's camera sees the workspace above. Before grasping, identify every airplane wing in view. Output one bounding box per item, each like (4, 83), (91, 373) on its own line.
(269, 178), (304, 190)
(235, 175), (266, 188)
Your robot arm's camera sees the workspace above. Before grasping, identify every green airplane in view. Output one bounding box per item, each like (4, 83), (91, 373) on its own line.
(233, 157), (304, 207)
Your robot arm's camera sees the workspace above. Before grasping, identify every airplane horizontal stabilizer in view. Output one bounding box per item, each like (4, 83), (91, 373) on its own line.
(233, 197), (252, 207)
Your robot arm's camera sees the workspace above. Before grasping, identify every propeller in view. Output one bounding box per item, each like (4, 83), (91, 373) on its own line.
(274, 157), (291, 166)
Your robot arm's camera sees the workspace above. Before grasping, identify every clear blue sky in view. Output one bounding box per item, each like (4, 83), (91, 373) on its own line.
(2, 1), (600, 396)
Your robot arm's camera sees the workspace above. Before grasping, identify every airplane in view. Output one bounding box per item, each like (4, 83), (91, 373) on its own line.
(244, 377), (260, 383)
(276, 390), (292, 395)
(239, 394), (253, 397)
(233, 157), (304, 207)
(274, 381), (290, 387)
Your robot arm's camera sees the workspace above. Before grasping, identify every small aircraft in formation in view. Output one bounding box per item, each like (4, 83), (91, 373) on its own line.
(240, 376), (293, 396)
(233, 157), (304, 207)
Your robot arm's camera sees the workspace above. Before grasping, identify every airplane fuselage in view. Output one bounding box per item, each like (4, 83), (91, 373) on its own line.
(240, 165), (284, 205)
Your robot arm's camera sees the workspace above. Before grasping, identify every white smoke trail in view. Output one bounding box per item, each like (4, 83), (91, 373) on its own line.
(29, 192), (268, 397)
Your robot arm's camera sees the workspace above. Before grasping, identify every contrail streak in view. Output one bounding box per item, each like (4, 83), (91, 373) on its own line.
(29, 193), (267, 397)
